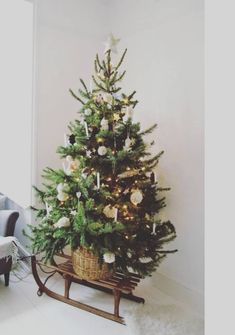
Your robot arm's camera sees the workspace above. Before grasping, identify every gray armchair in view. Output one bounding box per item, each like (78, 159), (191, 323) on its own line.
(0, 210), (19, 286)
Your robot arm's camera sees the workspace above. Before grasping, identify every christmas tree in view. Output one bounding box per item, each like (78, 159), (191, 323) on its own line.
(28, 36), (177, 277)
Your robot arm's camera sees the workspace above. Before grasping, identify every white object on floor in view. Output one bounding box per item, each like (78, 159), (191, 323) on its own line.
(124, 303), (204, 335)
(0, 236), (18, 263)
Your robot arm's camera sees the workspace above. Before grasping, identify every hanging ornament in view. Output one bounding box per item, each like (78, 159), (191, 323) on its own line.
(126, 105), (134, 118)
(114, 208), (118, 221)
(76, 192), (81, 199)
(68, 134), (76, 145)
(118, 169), (139, 179)
(139, 257), (153, 264)
(56, 183), (69, 202)
(122, 96), (129, 104)
(100, 117), (109, 131)
(124, 135), (135, 151)
(123, 188), (129, 195)
(122, 105), (134, 122)
(83, 121), (89, 137)
(103, 252), (115, 263)
(57, 183), (69, 193)
(86, 150), (92, 158)
(98, 145), (107, 156)
(152, 222), (157, 235)
(145, 213), (150, 220)
(113, 113), (120, 122)
(130, 189), (143, 205)
(103, 93), (113, 104)
(63, 156), (79, 176)
(95, 93), (103, 103)
(57, 192), (69, 202)
(68, 160), (79, 173)
(54, 217), (70, 229)
(127, 250), (132, 258)
(84, 109), (92, 116)
(103, 205), (117, 218)
(81, 172), (88, 179)
(45, 202), (52, 217)
(97, 172), (100, 189)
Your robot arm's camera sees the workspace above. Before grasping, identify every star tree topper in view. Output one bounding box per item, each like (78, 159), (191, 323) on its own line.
(104, 33), (120, 54)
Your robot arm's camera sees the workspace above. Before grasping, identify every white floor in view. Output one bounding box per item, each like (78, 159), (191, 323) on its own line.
(0, 268), (201, 335)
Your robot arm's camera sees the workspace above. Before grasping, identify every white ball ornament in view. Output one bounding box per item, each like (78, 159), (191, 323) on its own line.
(84, 109), (92, 116)
(54, 217), (70, 228)
(139, 257), (153, 264)
(57, 192), (69, 202)
(130, 189), (143, 205)
(56, 183), (69, 193)
(98, 145), (107, 156)
(66, 155), (72, 162)
(56, 183), (69, 201)
(103, 93), (113, 104)
(103, 252), (115, 263)
(57, 183), (64, 193)
(103, 205), (116, 218)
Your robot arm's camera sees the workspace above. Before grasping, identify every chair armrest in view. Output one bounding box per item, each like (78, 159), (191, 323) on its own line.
(0, 210), (19, 237)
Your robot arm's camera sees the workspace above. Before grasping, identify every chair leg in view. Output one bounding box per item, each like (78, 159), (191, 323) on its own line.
(4, 272), (10, 286)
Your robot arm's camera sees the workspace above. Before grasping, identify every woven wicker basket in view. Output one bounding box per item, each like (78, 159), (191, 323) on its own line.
(72, 247), (111, 280)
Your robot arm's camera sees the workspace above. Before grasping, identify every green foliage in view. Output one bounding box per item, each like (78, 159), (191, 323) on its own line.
(28, 47), (177, 276)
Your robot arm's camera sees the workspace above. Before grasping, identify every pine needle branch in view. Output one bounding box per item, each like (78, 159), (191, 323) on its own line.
(157, 249), (178, 254)
(128, 90), (136, 100)
(112, 87), (122, 93)
(96, 54), (103, 70)
(115, 70), (126, 83)
(116, 48), (127, 70)
(69, 89), (85, 105)
(92, 75), (107, 91)
(139, 123), (157, 136)
(80, 79), (90, 96)
(94, 59), (98, 73)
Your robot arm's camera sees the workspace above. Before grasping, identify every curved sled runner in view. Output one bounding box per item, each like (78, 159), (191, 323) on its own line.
(31, 254), (145, 324)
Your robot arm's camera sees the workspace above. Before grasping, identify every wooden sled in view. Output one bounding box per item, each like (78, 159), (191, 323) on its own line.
(31, 254), (145, 324)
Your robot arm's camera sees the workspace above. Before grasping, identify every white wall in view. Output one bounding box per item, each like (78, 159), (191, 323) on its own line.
(34, 0), (204, 306)
(0, 0), (33, 208)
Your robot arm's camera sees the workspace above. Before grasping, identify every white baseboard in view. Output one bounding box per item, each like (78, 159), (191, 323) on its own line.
(152, 272), (204, 317)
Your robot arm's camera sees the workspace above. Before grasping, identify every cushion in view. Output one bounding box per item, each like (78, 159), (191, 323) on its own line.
(0, 195), (6, 210)
(0, 236), (18, 262)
